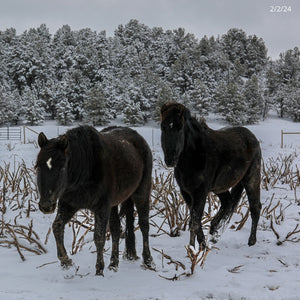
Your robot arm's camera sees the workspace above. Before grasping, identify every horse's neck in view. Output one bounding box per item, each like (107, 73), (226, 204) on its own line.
(184, 118), (207, 153)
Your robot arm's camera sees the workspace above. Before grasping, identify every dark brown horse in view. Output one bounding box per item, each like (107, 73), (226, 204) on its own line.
(36, 125), (153, 275)
(160, 103), (262, 248)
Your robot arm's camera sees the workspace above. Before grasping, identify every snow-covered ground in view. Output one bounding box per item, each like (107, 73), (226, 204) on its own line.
(0, 115), (300, 300)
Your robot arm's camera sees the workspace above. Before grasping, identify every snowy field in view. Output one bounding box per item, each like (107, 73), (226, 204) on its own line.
(0, 114), (300, 300)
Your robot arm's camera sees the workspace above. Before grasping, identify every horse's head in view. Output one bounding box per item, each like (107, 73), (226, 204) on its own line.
(36, 132), (69, 214)
(160, 103), (187, 167)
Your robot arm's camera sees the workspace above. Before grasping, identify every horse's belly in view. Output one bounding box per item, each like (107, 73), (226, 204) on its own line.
(212, 165), (248, 194)
(111, 160), (144, 206)
(112, 179), (141, 206)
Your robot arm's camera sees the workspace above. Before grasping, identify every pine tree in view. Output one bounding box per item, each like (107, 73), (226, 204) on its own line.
(154, 81), (178, 122)
(22, 87), (45, 125)
(83, 85), (109, 125)
(243, 75), (263, 123)
(123, 100), (144, 125)
(56, 96), (75, 125)
(245, 35), (267, 77)
(274, 84), (287, 118)
(283, 85), (300, 122)
(0, 88), (11, 125)
(188, 79), (211, 116)
(216, 82), (248, 125)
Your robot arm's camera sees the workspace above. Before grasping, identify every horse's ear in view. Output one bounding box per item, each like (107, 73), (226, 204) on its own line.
(38, 132), (48, 148)
(59, 135), (69, 150)
(160, 103), (171, 121)
(160, 103), (170, 114)
(176, 104), (186, 119)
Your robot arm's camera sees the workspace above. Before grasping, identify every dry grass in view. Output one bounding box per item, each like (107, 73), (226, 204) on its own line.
(0, 152), (299, 277)
(0, 162), (44, 260)
(151, 167), (189, 237)
(261, 152), (300, 191)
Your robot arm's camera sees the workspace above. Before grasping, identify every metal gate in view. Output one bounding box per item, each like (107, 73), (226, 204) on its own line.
(0, 127), (21, 141)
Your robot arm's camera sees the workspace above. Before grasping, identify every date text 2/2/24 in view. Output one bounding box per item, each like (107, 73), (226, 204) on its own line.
(270, 6), (292, 13)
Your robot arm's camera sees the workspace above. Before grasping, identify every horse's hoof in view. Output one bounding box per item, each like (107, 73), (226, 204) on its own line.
(95, 269), (104, 277)
(248, 237), (256, 246)
(209, 226), (217, 235)
(209, 231), (221, 244)
(123, 252), (139, 261)
(143, 256), (156, 270)
(194, 239), (206, 250)
(108, 264), (119, 272)
(61, 258), (73, 269)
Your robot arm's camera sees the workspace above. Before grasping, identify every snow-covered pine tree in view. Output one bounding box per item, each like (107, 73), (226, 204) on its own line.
(7, 89), (23, 125)
(188, 79), (211, 116)
(123, 100), (145, 125)
(245, 35), (267, 77)
(56, 96), (75, 125)
(216, 82), (248, 125)
(243, 75), (263, 124)
(83, 85), (109, 126)
(283, 85), (300, 122)
(274, 84), (287, 118)
(122, 84), (148, 125)
(22, 87), (45, 125)
(0, 88), (12, 125)
(153, 81), (179, 122)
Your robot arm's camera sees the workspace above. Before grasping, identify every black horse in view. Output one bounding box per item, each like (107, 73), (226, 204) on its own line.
(160, 103), (262, 248)
(36, 125), (153, 275)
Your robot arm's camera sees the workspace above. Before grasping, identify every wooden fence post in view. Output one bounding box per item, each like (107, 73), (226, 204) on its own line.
(23, 125), (26, 144)
(281, 130), (300, 148)
(22, 125), (40, 144)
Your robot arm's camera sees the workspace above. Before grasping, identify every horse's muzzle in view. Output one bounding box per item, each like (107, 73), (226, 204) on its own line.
(39, 201), (57, 214)
(164, 157), (177, 168)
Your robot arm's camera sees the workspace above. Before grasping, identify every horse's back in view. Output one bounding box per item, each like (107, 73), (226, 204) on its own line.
(213, 126), (260, 158)
(217, 126), (258, 142)
(101, 126), (152, 162)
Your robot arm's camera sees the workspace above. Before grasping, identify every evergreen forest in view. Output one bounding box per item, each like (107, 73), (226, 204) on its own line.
(0, 20), (299, 126)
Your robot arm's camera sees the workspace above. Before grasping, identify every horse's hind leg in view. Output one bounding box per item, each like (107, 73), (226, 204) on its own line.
(123, 198), (139, 261)
(243, 162), (261, 246)
(210, 184), (243, 239)
(94, 205), (110, 276)
(210, 191), (233, 236)
(108, 206), (120, 271)
(133, 189), (154, 268)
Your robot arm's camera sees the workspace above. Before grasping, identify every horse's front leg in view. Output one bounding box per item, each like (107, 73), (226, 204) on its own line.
(94, 206), (110, 276)
(190, 189), (207, 249)
(52, 201), (77, 268)
(180, 190), (196, 247)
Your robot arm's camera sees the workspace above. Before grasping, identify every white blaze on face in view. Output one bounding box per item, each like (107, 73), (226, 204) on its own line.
(169, 122), (173, 129)
(46, 157), (52, 170)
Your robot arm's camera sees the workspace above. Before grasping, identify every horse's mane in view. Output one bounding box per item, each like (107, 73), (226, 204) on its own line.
(65, 126), (102, 188)
(184, 107), (209, 133)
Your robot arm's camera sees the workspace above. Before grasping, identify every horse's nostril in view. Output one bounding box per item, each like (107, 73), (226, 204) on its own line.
(165, 157), (176, 167)
(39, 202), (56, 214)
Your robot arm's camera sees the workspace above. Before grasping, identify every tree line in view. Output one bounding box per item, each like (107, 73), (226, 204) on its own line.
(0, 20), (299, 126)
